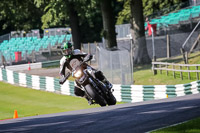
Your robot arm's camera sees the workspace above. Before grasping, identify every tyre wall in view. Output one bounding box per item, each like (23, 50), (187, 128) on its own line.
(0, 68), (200, 103)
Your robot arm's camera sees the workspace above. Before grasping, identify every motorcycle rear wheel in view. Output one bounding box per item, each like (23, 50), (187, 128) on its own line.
(106, 92), (117, 105)
(85, 84), (107, 107)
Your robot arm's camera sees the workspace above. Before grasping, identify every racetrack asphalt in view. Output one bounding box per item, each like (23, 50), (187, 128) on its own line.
(0, 94), (200, 133)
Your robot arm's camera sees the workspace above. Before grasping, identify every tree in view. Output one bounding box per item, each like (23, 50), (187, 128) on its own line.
(35, 0), (82, 49)
(35, 0), (105, 48)
(100, 0), (117, 49)
(143, 0), (189, 18)
(130, 0), (151, 64)
(116, 0), (131, 25)
(117, 0), (189, 24)
(0, 0), (44, 35)
(36, 0), (122, 49)
(65, 1), (81, 49)
(78, 1), (103, 43)
(117, 0), (188, 64)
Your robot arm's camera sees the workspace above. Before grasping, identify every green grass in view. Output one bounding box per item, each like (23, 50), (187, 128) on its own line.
(152, 117), (200, 133)
(133, 65), (193, 85)
(0, 81), (123, 120)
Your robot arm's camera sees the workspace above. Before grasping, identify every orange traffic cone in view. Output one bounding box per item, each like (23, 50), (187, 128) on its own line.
(28, 62), (31, 71)
(13, 110), (18, 119)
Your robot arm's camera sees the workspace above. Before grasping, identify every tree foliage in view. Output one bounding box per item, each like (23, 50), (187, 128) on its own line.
(34, 0), (105, 43)
(0, 0), (190, 64)
(35, 0), (70, 29)
(0, 0), (44, 35)
(0, 0), (123, 44)
(143, 0), (188, 18)
(116, 0), (131, 24)
(117, 0), (189, 25)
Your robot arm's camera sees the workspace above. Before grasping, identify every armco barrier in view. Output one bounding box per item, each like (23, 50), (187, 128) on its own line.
(41, 60), (60, 68)
(6, 62), (42, 71)
(6, 60), (59, 71)
(0, 68), (200, 103)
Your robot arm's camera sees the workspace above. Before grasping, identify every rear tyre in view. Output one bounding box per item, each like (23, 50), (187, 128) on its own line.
(85, 84), (107, 107)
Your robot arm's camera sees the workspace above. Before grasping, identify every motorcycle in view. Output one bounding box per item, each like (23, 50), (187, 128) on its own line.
(71, 56), (117, 107)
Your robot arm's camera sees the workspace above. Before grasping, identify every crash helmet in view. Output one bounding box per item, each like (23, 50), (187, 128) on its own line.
(61, 42), (73, 58)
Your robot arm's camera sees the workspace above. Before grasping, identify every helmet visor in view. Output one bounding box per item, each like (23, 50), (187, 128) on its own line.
(62, 48), (72, 56)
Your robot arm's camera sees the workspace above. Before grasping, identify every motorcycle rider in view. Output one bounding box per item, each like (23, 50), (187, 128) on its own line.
(59, 41), (112, 104)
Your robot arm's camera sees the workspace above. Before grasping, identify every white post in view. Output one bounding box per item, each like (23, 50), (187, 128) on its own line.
(194, 0), (196, 6)
(127, 34), (134, 84)
(151, 27), (156, 61)
(182, 20), (200, 49)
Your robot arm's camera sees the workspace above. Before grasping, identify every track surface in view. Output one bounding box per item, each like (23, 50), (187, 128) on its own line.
(0, 94), (200, 133)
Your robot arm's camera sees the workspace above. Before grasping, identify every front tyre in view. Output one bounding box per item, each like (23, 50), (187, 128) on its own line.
(85, 84), (107, 107)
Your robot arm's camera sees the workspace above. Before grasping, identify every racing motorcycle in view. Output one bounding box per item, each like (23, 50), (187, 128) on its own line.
(71, 56), (116, 107)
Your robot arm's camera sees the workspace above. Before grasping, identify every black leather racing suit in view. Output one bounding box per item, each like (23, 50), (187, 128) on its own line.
(59, 49), (112, 98)
(59, 49), (93, 97)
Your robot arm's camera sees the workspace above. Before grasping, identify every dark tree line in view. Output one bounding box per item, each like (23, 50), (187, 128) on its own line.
(0, 0), (187, 64)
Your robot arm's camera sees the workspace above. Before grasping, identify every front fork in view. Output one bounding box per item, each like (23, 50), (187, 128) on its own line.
(85, 68), (112, 100)
(89, 76), (112, 100)
(88, 78), (103, 95)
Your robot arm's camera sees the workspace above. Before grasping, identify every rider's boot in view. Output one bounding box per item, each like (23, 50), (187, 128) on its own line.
(84, 95), (93, 105)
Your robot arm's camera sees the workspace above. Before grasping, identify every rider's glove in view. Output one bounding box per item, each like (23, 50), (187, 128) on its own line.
(59, 77), (66, 84)
(89, 55), (93, 60)
(59, 73), (70, 84)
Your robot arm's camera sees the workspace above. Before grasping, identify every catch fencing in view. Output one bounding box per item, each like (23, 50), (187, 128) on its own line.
(10, 30), (40, 38)
(81, 42), (101, 68)
(97, 47), (133, 85)
(0, 34), (10, 43)
(44, 28), (71, 36)
(81, 42), (134, 86)
(1, 67), (200, 103)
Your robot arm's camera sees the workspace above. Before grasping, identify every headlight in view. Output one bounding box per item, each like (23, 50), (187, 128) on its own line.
(74, 70), (82, 78)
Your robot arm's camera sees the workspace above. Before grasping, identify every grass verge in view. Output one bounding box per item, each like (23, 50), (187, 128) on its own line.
(152, 117), (200, 133)
(0, 81), (122, 120)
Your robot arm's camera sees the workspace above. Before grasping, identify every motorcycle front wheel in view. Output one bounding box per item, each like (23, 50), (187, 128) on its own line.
(85, 84), (107, 107)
